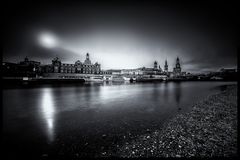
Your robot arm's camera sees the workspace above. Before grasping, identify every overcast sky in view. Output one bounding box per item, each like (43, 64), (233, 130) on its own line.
(3, 1), (237, 73)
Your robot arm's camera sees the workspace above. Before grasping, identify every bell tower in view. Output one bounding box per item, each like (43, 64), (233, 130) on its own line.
(176, 57), (180, 69)
(173, 57), (181, 74)
(86, 53), (90, 60)
(84, 53), (91, 65)
(154, 61), (158, 70)
(164, 59), (168, 72)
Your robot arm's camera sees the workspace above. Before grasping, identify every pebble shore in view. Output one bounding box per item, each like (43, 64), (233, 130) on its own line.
(109, 85), (237, 157)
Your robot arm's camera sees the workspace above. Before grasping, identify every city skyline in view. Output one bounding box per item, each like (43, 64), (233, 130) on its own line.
(3, 53), (236, 74)
(4, 1), (237, 73)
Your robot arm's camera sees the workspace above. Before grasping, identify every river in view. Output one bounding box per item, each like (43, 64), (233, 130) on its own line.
(2, 81), (236, 158)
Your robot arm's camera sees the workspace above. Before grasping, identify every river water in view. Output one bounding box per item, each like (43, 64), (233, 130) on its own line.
(2, 81), (236, 158)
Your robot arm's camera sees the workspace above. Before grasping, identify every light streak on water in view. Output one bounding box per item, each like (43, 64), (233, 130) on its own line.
(41, 88), (55, 143)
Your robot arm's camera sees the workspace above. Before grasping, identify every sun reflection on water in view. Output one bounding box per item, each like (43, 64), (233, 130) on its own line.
(41, 88), (55, 143)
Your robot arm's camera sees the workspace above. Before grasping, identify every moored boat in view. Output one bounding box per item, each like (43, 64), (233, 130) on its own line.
(112, 76), (125, 82)
(89, 76), (104, 82)
(123, 76), (130, 81)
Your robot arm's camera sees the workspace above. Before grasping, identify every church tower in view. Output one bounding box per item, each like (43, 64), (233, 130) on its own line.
(86, 53), (90, 60)
(84, 53), (91, 65)
(176, 57), (181, 69)
(164, 60), (168, 72)
(173, 57), (181, 74)
(159, 65), (162, 72)
(154, 61), (158, 70)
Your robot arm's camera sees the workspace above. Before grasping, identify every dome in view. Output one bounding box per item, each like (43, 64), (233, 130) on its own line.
(75, 60), (82, 65)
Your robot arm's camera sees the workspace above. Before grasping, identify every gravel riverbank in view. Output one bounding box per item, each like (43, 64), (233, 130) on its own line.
(110, 85), (237, 157)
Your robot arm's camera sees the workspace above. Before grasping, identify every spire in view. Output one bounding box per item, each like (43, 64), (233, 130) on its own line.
(86, 53), (90, 60)
(84, 53), (91, 64)
(164, 59), (168, 72)
(154, 61), (158, 69)
(175, 56), (181, 72)
(159, 65), (162, 71)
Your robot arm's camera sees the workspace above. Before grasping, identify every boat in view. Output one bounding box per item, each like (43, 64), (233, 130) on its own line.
(89, 76), (104, 82)
(123, 76), (130, 81)
(112, 76), (125, 82)
(136, 77), (163, 82)
(130, 77), (136, 82)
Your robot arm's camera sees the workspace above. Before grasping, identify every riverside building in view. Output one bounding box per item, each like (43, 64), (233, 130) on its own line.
(141, 61), (163, 75)
(51, 53), (101, 74)
(2, 57), (41, 77)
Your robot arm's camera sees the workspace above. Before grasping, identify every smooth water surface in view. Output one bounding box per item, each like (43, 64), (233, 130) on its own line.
(3, 81), (236, 157)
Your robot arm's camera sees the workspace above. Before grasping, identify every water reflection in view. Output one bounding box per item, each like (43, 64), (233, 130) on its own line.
(174, 82), (182, 108)
(40, 88), (55, 143)
(3, 81), (236, 156)
(152, 83), (161, 101)
(163, 82), (169, 101)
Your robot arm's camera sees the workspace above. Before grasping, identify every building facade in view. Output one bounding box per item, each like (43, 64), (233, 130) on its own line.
(50, 53), (101, 74)
(2, 57), (41, 77)
(141, 61), (163, 75)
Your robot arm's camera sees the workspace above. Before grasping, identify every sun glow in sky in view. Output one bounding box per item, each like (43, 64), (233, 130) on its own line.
(38, 32), (58, 48)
